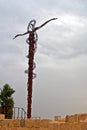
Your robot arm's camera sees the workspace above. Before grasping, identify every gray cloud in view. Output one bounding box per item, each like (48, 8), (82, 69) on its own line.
(38, 15), (87, 60)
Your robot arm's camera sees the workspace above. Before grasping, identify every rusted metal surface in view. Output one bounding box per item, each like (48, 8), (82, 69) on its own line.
(13, 18), (57, 118)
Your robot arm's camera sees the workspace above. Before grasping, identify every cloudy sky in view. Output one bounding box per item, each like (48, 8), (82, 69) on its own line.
(0, 0), (87, 119)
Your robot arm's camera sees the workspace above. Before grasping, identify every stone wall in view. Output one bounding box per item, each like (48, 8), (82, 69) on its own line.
(0, 113), (87, 130)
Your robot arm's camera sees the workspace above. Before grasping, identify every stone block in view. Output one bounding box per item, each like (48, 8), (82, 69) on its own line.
(33, 119), (40, 128)
(53, 123), (60, 130)
(4, 119), (14, 127)
(60, 122), (72, 130)
(13, 120), (20, 127)
(65, 114), (78, 123)
(0, 120), (9, 127)
(7, 128), (12, 130)
(11, 127), (17, 130)
(71, 123), (81, 130)
(54, 116), (61, 121)
(0, 120), (3, 127)
(2, 120), (13, 127)
(40, 119), (50, 128)
(0, 114), (5, 120)
(16, 127), (28, 130)
(33, 128), (41, 130)
(78, 113), (87, 122)
(79, 122), (87, 130)
(39, 128), (48, 130)
(25, 119), (34, 128)
(49, 123), (54, 130)
(49, 122), (60, 130)
(0, 127), (7, 130)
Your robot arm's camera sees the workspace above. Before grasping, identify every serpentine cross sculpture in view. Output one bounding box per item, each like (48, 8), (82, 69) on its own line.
(13, 18), (57, 118)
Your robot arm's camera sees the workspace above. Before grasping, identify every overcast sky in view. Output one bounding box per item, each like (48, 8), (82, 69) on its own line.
(0, 0), (87, 119)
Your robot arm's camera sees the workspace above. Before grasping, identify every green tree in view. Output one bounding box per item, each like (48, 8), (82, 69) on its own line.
(0, 84), (15, 119)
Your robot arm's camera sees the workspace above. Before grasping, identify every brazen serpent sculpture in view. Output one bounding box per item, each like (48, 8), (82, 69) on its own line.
(13, 18), (57, 118)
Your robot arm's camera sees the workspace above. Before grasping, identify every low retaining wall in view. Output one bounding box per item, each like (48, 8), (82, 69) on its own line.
(0, 113), (87, 130)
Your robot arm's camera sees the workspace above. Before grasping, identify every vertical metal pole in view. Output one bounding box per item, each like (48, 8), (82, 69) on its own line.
(27, 32), (35, 118)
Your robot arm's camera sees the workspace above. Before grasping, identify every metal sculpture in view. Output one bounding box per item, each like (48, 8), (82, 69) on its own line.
(13, 107), (27, 119)
(13, 18), (57, 118)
